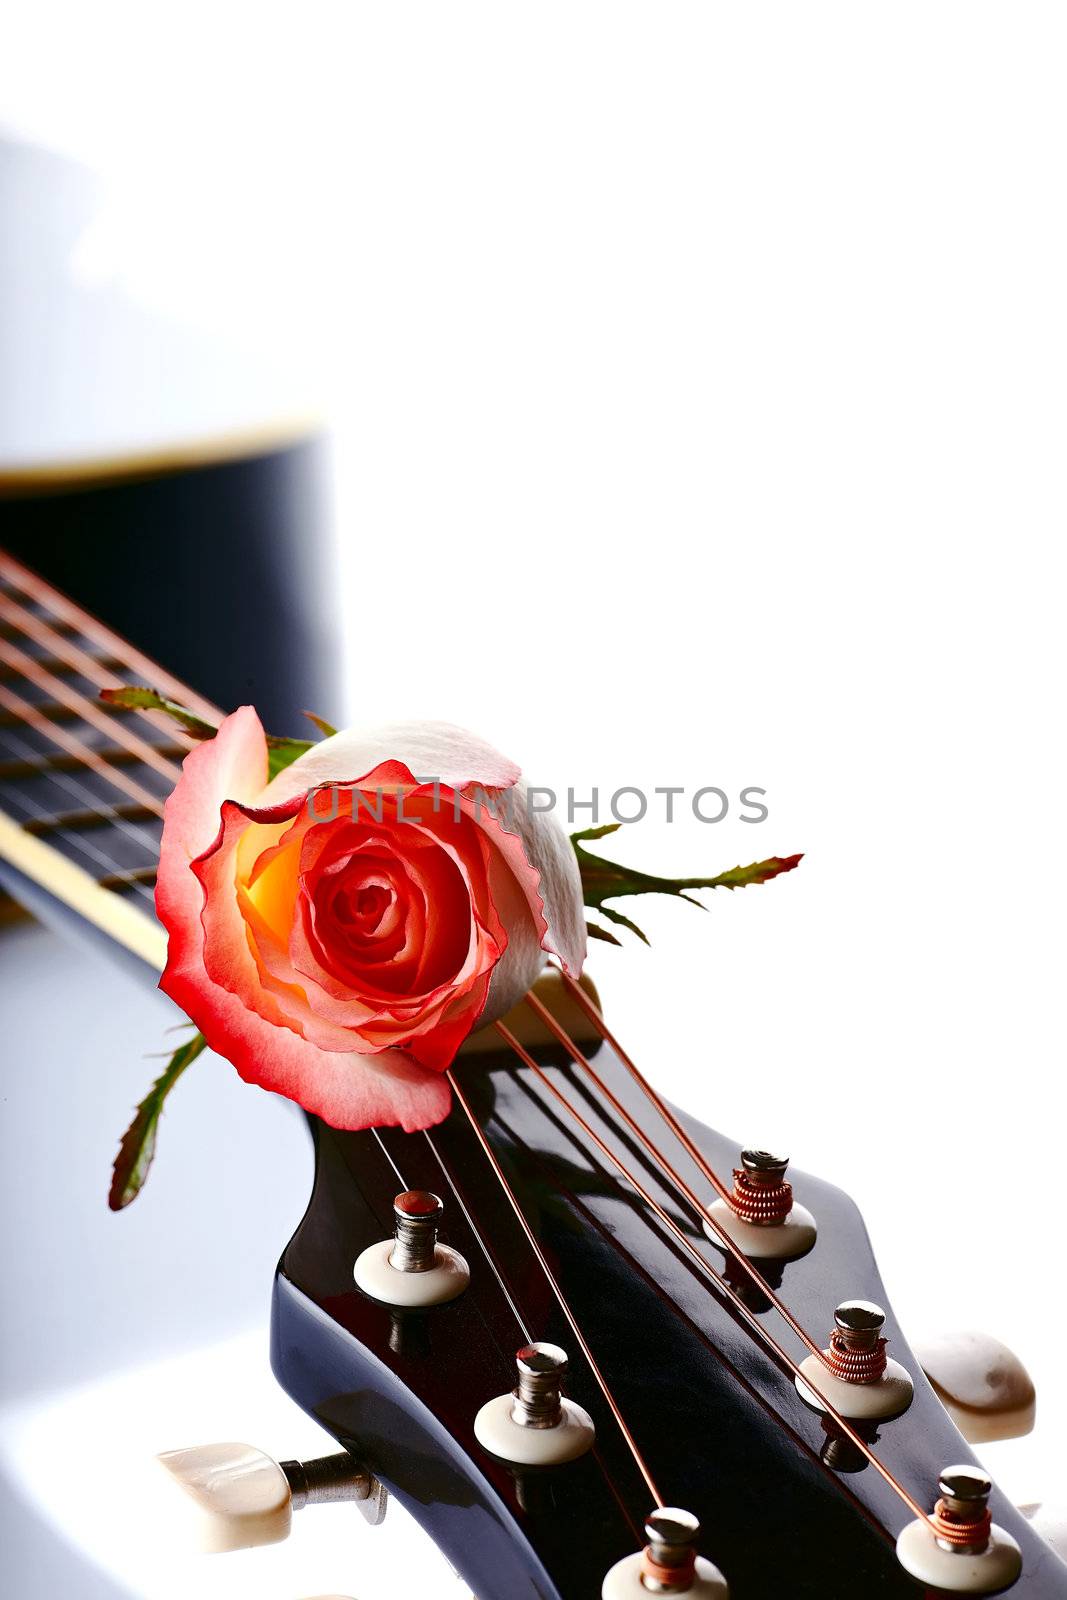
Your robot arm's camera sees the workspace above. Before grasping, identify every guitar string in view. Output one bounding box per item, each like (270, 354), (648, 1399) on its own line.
(369, 1125), (409, 1189)
(0, 678), (165, 816)
(494, 1075), (876, 1542)
(421, 1122), (648, 1547)
(523, 988), (826, 1367)
(0, 726), (165, 876)
(0, 721), (165, 863)
(530, 974), (941, 1522)
(0, 636), (184, 785)
(0, 591), (196, 757)
(494, 1020), (930, 1527)
(445, 1066), (665, 1508)
(376, 1111), (641, 1530)
(0, 552), (223, 726)
(0, 778), (158, 904)
(421, 1128), (534, 1345)
(375, 1105), (647, 1537)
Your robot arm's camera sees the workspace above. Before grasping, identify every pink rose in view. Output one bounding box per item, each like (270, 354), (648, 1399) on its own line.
(156, 710), (585, 1130)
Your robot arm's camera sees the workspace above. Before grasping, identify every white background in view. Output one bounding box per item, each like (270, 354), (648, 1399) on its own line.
(2, 4), (1066, 1597)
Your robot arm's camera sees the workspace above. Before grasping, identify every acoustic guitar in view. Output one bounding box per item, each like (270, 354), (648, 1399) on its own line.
(0, 530), (1064, 1600)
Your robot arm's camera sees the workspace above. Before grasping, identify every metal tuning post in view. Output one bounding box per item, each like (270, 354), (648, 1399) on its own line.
(702, 1147), (816, 1261)
(353, 1190), (470, 1308)
(473, 1342), (596, 1465)
(896, 1466), (1022, 1593)
(155, 1442), (387, 1553)
(795, 1298), (914, 1420)
(602, 1507), (729, 1598)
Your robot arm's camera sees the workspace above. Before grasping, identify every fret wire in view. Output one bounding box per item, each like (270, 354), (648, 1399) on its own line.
(446, 1066), (665, 1508)
(496, 1019), (930, 1527)
(23, 801), (157, 837)
(98, 867), (158, 892)
(0, 680), (164, 816)
(0, 718), (164, 859)
(0, 552), (223, 727)
(0, 636), (183, 786)
(0, 592), (197, 751)
(0, 744), (185, 781)
(0, 781), (157, 906)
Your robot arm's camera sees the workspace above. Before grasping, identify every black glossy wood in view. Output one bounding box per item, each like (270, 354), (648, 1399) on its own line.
(273, 1042), (1067, 1600)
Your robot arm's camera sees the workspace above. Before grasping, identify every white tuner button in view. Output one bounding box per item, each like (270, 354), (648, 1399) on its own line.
(354, 1190), (470, 1308)
(896, 1466), (1022, 1594)
(795, 1300), (914, 1421)
(913, 1330), (1036, 1444)
(703, 1149), (816, 1262)
(474, 1342), (595, 1466)
(603, 1507), (729, 1598)
(155, 1443), (387, 1553)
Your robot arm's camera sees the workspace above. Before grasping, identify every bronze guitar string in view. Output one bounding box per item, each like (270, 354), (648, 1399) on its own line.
(496, 1016), (931, 1528)
(523, 987), (826, 1367)
(0, 591), (198, 750)
(0, 551), (223, 726)
(0, 637), (184, 787)
(446, 1067), (666, 1509)
(419, 1118), (649, 1546)
(0, 679), (165, 817)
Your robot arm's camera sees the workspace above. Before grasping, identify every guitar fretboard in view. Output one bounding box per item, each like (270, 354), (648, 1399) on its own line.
(0, 549), (220, 919)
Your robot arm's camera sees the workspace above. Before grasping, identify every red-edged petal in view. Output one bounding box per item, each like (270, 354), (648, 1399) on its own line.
(161, 944), (451, 1129)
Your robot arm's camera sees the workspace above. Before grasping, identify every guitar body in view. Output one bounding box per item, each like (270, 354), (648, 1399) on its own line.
(273, 1048), (1064, 1600)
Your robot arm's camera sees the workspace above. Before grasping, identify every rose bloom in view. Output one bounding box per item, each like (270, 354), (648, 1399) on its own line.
(156, 710), (586, 1130)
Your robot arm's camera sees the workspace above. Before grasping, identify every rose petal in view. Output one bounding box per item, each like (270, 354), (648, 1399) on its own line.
(157, 709), (451, 1130)
(258, 720), (522, 809)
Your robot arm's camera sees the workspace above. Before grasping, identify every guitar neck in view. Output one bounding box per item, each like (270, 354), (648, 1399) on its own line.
(0, 549), (210, 971)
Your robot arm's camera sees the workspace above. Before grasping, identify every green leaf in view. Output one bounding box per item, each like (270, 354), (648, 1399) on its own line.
(109, 1032), (207, 1210)
(100, 685), (216, 741)
(585, 919), (623, 947)
(265, 737), (315, 779)
(598, 903), (652, 945)
(693, 855), (806, 890)
(571, 826), (803, 945)
(100, 688), (330, 780)
(303, 711), (339, 739)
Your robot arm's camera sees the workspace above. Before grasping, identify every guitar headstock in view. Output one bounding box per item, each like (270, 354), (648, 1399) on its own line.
(264, 1028), (1067, 1599)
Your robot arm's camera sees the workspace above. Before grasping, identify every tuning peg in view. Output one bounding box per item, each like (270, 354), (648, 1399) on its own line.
(795, 1299), (914, 1421)
(474, 1342), (596, 1466)
(896, 1465), (1022, 1593)
(155, 1442), (387, 1553)
(354, 1190), (470, 1308)
(1019, 1503), (1067, 1564)
(702, 1148), (816, 1262)
(912, 1330), (1036, 1444)
(602, 1507), (729, 1597)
